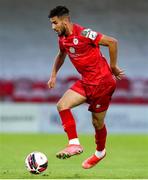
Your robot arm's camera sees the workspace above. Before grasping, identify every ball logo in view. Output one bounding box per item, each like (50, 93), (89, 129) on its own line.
(69, 47), (75, 53)
(73, 38), (79, 45)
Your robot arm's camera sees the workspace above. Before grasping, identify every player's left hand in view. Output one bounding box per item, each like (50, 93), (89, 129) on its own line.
(111, 66), (125, 80)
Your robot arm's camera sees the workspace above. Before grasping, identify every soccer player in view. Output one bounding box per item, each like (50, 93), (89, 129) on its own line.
(48, 6), (124, 169)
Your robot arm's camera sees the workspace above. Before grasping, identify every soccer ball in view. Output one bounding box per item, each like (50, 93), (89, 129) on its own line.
(25, 151), (48, 174)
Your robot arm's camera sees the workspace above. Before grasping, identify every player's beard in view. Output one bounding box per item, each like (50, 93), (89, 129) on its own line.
(58, 25), (67, 36)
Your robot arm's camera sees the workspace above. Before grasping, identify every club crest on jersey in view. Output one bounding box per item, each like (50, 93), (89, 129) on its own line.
(73, 38), (79, 45)
(81, 28), (97, 40)
(69, 47), (75, 53)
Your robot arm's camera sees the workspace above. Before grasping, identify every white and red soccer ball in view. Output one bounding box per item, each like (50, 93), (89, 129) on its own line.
(25, 152), (48, 174)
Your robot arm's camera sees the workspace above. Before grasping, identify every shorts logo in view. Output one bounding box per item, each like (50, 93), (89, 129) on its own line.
(73, 38), (79, 45)
(69, 47), (75, 53)
(96, 104), (101, 109)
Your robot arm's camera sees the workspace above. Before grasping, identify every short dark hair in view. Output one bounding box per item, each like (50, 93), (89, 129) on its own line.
(48, 6), (69, 18)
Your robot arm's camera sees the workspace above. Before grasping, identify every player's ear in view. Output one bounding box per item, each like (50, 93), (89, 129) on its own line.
(63, 16), (70, 24)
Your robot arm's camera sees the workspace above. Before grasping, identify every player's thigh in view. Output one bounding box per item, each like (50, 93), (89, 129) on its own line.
(91, 110), (107, 129)
(57, 89), (87, 111)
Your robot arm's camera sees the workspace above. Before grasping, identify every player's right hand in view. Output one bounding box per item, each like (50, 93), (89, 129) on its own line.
(47, 76), (56, 88)
(111, 66), (125, 80)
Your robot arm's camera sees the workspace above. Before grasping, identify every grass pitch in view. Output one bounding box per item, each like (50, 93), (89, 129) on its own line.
(0, 133), (148, 179)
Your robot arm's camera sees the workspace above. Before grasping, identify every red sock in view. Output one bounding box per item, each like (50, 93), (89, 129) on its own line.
(95, 125), (107, 151)
(59, 109), (78, 140)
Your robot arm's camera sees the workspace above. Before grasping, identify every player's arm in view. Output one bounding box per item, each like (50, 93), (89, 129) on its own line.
(48, 50), (67, 88)
(99, 35), (124, 80)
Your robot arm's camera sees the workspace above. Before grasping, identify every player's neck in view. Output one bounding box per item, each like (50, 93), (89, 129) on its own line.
(65, 22), (73, 37)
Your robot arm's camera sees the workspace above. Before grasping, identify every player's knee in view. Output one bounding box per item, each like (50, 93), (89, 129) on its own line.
(57, 100), (68, 111)
(92, 117), (104, 130)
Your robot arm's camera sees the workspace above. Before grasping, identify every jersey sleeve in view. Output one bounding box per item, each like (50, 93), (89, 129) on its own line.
(81, 28), (103, 46)
(58, 38), (66, 52)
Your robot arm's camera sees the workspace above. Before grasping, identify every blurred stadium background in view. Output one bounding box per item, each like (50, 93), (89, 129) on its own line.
(0, 0), (148, 178)
(0, 0), (148, 134)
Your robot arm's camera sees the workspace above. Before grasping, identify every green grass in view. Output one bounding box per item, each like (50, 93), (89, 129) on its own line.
(0, 134), (148, 179)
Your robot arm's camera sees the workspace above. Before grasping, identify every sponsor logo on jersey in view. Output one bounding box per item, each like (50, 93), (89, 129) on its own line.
(73, 38), (79, 45)
(69, 47), (75, 53)
(81, 28), (97, 40)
